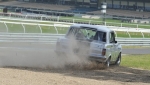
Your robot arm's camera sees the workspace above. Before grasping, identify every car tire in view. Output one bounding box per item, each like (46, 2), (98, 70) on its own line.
(104, 57), (111, 68)
(115, 53), (121, 66)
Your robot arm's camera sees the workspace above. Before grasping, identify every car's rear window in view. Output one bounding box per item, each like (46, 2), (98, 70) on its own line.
(67, 27), (106, 42)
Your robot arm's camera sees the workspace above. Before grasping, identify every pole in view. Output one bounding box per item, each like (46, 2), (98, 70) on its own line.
(103, 13), (106, 23)
(101, 2), (107, 25)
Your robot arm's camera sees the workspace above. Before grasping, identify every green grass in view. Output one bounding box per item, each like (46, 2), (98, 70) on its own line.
(56, 27), (68, 34)
(121, 54), (150, 70)
(0, 9), (3, 12)
(6, 23), (24, 33)
(23, 25), (41, 33)
(41, 25), (57, 33)
(138, 24), (150, 29)
(122, 23), (137, 28)
(106, 22), (122, 27)
(144, 32), (150, 38)
(116, 31), (150, 38)
(129, 32), (143, 38)
(116, 31), (130, 38)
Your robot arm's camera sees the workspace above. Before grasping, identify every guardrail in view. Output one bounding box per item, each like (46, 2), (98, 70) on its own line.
(0, 33), (150, 46)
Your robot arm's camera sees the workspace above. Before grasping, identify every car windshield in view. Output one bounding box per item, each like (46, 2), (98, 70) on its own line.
(67, 27), (106, 42)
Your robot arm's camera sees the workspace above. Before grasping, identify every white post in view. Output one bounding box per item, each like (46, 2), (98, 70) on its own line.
(105, 22), (106, 26)
(38, 24), (42, 33)
(114, 30), (117, 38)
(127, 31), (131, 38)
(73, 19), (74, 23)
(57, 16), (59, 22)
(9, 13), (11, 19)
(25, 15), (27, 19)
(53, 24), (58, 34)
(141, 31), (144, 38)
(21, 9), (22, 13)
(15, 8), (17, 12)
(21, 23), (26, 33)
(89, 20), (91, 24)
(41, 16), (43, 21)
(4, 22), (8, 33)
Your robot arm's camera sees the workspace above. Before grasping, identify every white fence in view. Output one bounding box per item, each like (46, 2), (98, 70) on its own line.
(0, 33), (150, 46)
(0, 20), (70, 34)
(0, 20), (150, 38)
(0, 13), (150, 29)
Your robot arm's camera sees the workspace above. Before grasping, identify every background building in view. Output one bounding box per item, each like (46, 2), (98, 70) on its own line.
(23, 0), (150, 11)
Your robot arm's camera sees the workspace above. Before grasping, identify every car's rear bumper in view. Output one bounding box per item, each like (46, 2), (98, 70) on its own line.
(89, 54), (107, 62)
(89, 57), (107, 62)
(55, 47), (107, 63)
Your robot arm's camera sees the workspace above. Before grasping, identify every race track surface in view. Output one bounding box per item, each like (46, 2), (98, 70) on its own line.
(122, 48), (150, 54)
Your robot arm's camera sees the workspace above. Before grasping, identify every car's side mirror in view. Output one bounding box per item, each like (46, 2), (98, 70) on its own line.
(115, 41), (117, 43)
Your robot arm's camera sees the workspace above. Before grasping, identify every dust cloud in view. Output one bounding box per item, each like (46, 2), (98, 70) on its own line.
(0, 37), (100, 69)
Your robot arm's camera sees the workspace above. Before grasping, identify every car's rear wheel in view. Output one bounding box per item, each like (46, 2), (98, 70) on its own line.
(115, 53), (121, 66)
(104, 57), (111, 68)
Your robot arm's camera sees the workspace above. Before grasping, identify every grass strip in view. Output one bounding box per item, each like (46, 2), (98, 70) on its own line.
(121, 54), (150, 70)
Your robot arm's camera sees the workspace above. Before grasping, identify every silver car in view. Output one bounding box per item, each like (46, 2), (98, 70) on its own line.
(55, 24), (122, 67)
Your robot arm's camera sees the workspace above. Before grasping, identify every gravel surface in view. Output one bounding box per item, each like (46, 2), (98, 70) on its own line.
(0, 66), (150, 85)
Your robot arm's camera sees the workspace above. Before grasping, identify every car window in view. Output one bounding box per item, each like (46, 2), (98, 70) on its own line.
(67, 27), (78, 37)
(109, 32), (115, 43)
(67, 27), (100, 40)
(93, 31), (106, 42)
(69, 27), (97, 40)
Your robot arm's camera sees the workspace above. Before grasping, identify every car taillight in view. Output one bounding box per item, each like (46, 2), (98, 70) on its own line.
(102, 49), (106, 56)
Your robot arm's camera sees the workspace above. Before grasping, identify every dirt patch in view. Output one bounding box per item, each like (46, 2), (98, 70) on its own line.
(0, 66), (150, 85)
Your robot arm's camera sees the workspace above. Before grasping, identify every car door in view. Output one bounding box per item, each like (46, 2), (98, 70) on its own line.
(109, 32), (118, 62)
(90, 31), (105, 57)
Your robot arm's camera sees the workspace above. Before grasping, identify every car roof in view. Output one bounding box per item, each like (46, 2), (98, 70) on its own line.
(70, 24), (113, 33)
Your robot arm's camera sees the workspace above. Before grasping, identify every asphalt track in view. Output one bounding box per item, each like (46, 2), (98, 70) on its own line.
(0, 42), (149, 57)
(122, 48), (150, 54)
(0, 42), (149, 55)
